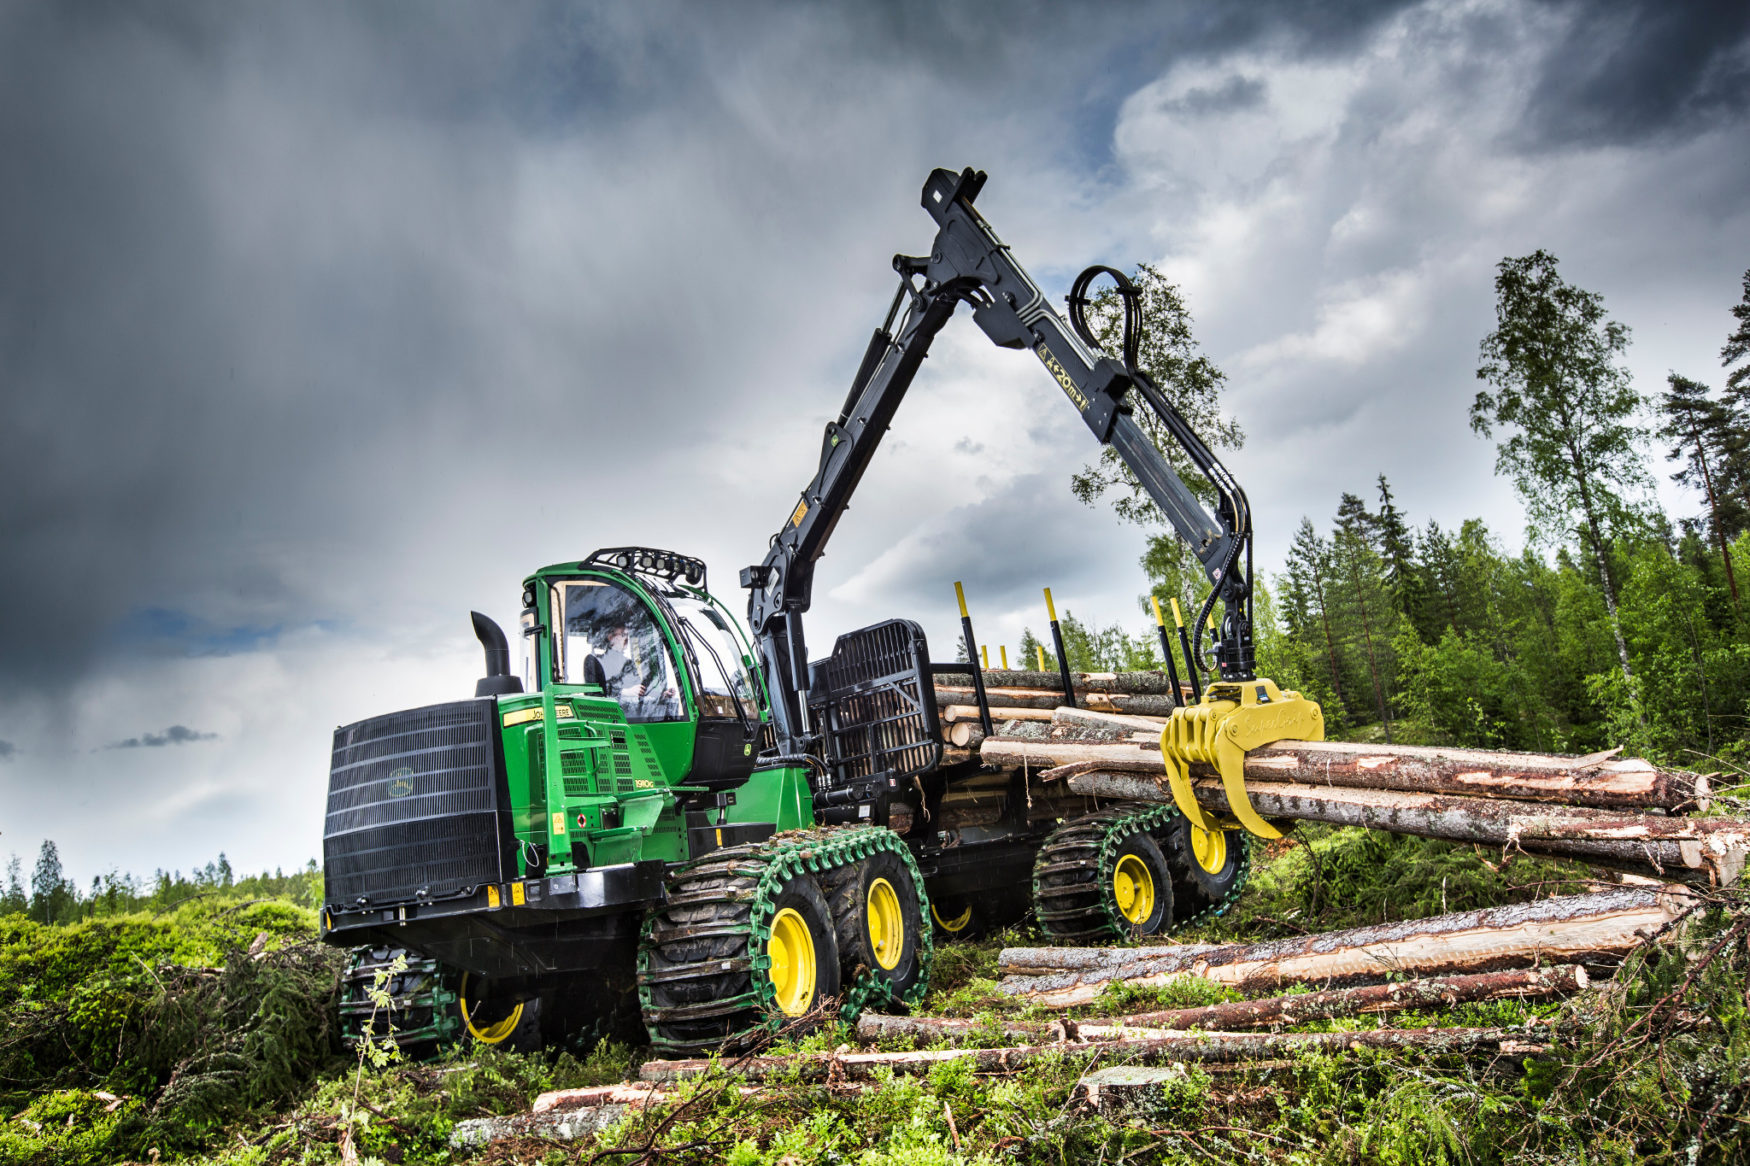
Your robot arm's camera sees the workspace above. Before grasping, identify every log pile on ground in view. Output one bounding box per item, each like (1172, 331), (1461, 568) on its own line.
(994, 886), (1687, 1005)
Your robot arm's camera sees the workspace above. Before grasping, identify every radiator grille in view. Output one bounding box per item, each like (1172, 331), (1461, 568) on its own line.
(324, 699), (508, 908)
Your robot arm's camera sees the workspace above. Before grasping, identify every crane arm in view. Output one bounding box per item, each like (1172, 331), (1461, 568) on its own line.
(744, 168), (1256, 754)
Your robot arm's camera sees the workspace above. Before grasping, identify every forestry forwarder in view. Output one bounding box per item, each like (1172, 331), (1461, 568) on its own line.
(319, 167), (1322, 1056)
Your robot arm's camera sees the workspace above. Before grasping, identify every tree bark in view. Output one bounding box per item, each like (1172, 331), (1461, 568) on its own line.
(640, 1027), (1553, 1082)
(935, 670), (1186, 695)
(936, 686), (1183, 716)
(995, 734), (1710, 812)
(1052, 706), (1170, 734)
(1059, 771), (1745, 883)
(858, 966), (1588, 1043)
(995, 887), (1686, 1007)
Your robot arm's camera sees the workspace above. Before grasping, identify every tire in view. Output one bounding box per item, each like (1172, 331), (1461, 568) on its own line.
(821, 850), (926, 1002)
(929, 896), (981, 941)
(457, 973), (542, 1053)
(641, 853), (842, 1054)
(1033, 809), (1176, 940)
(1157, 813), (1251, 920)
(760, 872), (842, 1022)
(1105, 831), (1174, 936)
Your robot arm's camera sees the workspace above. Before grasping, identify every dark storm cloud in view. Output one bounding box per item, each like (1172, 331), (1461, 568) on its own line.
(1522, 0), (1750, 146)
(0, 741), (14, 761)
(105, 725), (220, 750)
(0, 0), (1741, 717)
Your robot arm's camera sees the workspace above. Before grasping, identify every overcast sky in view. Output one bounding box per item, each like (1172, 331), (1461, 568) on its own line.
(3, 0), (1747, 886)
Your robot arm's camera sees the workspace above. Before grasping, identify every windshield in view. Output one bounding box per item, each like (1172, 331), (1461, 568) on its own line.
(670, 594), (758, 721)
(552, 579), (683, 722)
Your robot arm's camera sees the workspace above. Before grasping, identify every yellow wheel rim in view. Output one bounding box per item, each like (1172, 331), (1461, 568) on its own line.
(1190, 824), (1229, 875)
(866, 878), (905, 970)
(767, 907), (817, 1016)
(459, 973), (524, 1045)
(1112, 854), (1155, 925)
(931, 901), (973, 933)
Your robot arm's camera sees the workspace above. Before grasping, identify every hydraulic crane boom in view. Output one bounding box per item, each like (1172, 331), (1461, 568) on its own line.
(742, 167), (1257, 756)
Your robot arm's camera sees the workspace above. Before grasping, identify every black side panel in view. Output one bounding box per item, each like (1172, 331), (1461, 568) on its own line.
(809, 619), (942, 786)
(324, 699), (510, 909)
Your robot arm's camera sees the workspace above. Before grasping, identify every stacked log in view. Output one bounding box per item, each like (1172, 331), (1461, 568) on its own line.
(955, 700), (1736, 882)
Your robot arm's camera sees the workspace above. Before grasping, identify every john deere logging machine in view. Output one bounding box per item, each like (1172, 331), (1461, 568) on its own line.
(320, 167), (1322, 1054)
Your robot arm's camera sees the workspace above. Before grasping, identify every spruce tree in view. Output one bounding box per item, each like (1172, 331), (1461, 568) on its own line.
(1333, 494), (1394, 741)
(1374, 475), (1422, 626)
(1283, 518), (1346, 709)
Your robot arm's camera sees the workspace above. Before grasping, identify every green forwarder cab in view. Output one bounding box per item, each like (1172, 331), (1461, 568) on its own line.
(320, 548), (931, 1051)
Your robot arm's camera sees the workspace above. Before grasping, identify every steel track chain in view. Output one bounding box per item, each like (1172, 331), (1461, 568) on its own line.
(637, 824), (933, 1055)
(1030, 803), (1251, 942)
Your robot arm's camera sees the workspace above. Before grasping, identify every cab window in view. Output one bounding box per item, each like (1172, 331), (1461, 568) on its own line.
(552, 580), (683, 722)
(671, 595), (758, 722)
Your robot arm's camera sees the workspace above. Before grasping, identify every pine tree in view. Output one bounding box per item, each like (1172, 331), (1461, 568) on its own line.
(1715, 268), (1750, 531)
(1659, 372), (1740, 603)
(1722, 266), (1750, 399)
(1474, 249), (1651, 695)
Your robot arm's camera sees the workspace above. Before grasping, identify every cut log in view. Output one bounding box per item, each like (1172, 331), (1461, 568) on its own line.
(935, 684), (1183, 717)
(943, 704), (1057, 724)
(944, 723), (985, 749)
(859, 966), (1588, 1044)
(936, 669), (1187, 696)
(996, 887), (1686, 1007)
(641, 1026), (1551, 1082)
(1052, 706), (1171, 735)
(1061, 771), (1749, 884)
(1007, 737), (1709, 813)
(935, 685), (1071, 710)
(982, 736), (1163, 771)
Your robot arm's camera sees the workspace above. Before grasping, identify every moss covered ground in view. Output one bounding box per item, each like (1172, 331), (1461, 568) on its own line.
(3, 831), (1747, 1165)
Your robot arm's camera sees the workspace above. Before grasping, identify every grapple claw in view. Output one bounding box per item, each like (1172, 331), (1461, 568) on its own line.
(1157, 678), (1324, 843)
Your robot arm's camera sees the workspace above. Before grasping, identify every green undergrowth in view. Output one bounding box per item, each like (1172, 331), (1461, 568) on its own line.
(7, 829), (1750, 1163)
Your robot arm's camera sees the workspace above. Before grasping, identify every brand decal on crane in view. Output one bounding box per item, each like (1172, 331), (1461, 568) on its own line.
(1035, 343), (1089, 411)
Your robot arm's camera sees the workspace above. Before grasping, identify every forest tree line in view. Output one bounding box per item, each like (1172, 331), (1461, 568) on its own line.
(1024, 257), (1750, 770)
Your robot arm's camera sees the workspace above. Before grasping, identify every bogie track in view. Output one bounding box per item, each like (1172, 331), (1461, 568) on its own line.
(638, 825), (934, 1055)
(1031, 804), (1251, 941)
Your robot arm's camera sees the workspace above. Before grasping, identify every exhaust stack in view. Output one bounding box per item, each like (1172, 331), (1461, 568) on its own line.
(471, 612), (524, 697)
